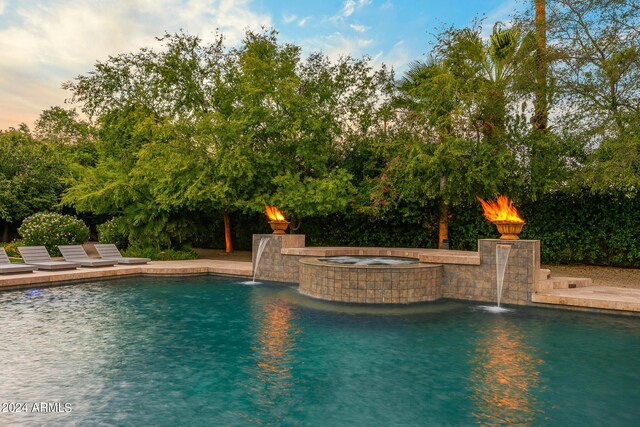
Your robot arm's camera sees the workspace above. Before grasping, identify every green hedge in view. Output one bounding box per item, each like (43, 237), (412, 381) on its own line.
(194, 191), (639, 267)
(520, 191), (640, 266)
(438, 191), (640, 267)
(122, 247), (198, 261)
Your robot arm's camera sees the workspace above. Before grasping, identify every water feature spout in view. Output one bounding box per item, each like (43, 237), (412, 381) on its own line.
(495, 244), (512, 307)
(252, 237), (272, 283)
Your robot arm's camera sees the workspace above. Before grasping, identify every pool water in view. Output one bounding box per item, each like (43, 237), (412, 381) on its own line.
(1, 276), (639, 426)
(319, 256), (418, 265)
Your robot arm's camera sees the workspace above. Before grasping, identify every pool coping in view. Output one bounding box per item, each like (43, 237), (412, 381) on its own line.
(0, 259), (253, 291)
(2, 257), (639, 318)
(282, 246), (481, 265)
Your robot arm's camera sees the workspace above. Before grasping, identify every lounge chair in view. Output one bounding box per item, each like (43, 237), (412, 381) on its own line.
(58, 245), (118, 268)
(0, 248), (37, 274)
(18, 246), (80, 270)
(93, 244), (150, 265)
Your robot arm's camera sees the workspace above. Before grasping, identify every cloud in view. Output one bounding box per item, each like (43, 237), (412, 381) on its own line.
(0, 1), (6, 15)
(340, 0), (356, 18)
(301, 32), (359, 61)
(282, 13), (297, 24)
(350, 24), (368, 33)
(330, 0), (372, 24)
(298, 16), (311, 27)
(481, 0), (520, 38)
(370, 40), (411, 73)
(380, 1), (393, 11)
(0, 0), (271, 129)
(358, 38), (373, 47)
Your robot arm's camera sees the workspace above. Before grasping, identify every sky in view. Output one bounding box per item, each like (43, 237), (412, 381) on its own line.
(0, 0), (522, 130)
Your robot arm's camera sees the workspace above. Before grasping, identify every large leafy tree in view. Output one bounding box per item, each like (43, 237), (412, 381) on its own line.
(543, 0), (640, 190)
(62, 29), (384, 250)
(0, 127), (66, 241)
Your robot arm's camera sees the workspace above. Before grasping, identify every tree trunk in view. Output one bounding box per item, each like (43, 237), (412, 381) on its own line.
(438, 204), (449, 249)
(223, 210), (233, 253)
(533, 0), (548, 130)
(438, 176), (449, 249)
(2, 223), (9, 243)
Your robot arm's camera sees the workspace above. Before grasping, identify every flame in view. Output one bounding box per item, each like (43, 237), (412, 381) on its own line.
(477, 195), (524, 224)
(265, 204), (287, 222)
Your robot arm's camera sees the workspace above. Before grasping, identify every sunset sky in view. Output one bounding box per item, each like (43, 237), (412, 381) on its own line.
(0, 0), (521, 129)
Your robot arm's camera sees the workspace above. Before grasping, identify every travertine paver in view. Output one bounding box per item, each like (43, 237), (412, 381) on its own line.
(282, 246), (480, 265)
(0, 259), (252, 290)
(532, 286), (640, 312)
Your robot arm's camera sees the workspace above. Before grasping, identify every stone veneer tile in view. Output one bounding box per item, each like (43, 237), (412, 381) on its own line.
(255, 235), (541, 306)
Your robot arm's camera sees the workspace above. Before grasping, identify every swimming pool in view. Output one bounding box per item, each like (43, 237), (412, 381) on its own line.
(1, 276), (639, 425)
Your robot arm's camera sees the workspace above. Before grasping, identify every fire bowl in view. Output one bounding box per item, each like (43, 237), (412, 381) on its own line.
(268, 221), (290, 235)
(493, 221), (525, 240)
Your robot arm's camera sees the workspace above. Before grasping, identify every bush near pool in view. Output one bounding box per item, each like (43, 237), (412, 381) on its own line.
(18, 212), (90, 257)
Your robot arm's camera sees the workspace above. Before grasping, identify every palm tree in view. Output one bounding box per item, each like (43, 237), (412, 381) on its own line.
(392, 22), (534, 248)
(533, 0), (548, 130)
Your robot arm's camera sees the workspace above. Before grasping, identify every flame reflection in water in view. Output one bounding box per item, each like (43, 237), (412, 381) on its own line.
(470, 318), (544, 425)
(249, 295), (300, 422)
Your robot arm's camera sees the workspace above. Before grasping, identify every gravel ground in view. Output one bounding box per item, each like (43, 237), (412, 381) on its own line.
(543, 264), (640, 289)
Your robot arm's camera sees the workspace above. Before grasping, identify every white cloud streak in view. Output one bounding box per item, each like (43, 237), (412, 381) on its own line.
(282, 13), (297, 24)
(350, 24), (368, 33)
(298, 16), (311, 27)
(340, 0), (356, 18)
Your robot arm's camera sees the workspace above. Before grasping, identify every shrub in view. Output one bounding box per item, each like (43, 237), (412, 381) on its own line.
(0, 240), (24, 258)
(122, 246), (198, 261)
(97, 217), (129, 249)
(18, 213), (90, 257)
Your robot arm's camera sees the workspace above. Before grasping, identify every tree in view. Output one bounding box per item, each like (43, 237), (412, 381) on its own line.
(533, 0), (548, 130)
(0, 127), (66, 241)
(544, 0), (640, 190)
(35, 107), (98, 167)
(34, 106), (92, 145)
(390, 22), (536, 248)
(62, 29), (382, 250)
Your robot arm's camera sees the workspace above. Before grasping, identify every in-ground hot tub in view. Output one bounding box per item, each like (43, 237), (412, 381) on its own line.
(318, 256), (420, 266)
(298, 256), (442, 304)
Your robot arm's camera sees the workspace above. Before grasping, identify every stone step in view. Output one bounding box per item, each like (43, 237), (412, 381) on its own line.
(537, 276), (592, 291)
(550, 277), (592, 289)
(538, 268), (551, 281)
(532, 286), (640, 313)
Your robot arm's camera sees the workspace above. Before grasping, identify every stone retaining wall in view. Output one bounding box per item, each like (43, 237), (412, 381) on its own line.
(252, 234), (305, 283)
(441, 240), (540, 305)
(253, 234), (540, 305)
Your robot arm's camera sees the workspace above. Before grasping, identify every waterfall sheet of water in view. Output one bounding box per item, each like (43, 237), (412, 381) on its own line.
(241, 237), (271, 285)
(495, 244), (512, 307)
